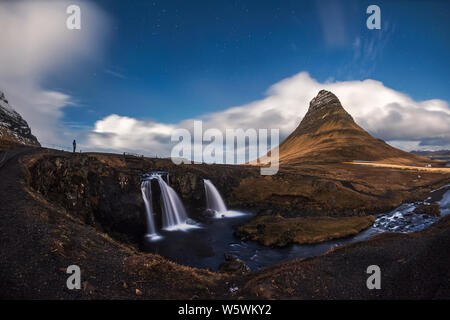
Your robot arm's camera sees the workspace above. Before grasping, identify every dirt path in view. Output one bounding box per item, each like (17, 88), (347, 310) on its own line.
(346, 161), (450, 173)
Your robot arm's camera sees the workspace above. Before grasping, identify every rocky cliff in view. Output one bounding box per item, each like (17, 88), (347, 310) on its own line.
(27, 152), (258, 245)
(0, 90), (40, 151)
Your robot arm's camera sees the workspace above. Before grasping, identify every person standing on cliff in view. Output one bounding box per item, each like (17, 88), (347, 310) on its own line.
(73, 139), (76, 153)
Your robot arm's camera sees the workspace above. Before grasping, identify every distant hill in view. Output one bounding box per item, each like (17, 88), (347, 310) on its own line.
(411, 150), (450, 157)
(0, 90), (40, 151)
(411, 150), (450, 164)
(266, 90), (432, 165)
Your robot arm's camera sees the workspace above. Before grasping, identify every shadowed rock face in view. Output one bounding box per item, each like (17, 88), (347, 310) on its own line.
(0, 91), (40, 150)
(26, 152), (259, 245)
(308, 89), (344, 112)
(277, 90), (430, 165)
(28, 153), (148, 244)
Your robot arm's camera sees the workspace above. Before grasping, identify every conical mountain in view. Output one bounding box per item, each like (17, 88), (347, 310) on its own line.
(277, 90), (429, 165)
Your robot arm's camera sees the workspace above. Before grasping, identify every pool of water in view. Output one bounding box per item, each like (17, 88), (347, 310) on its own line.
(142, 189), (450, 271)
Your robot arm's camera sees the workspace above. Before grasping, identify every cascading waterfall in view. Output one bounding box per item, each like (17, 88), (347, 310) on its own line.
(141, 180), (162, 241)
(203, 179), (245, 218)
(155, 175), (191, 230)
(204, 179), (227, 213)
(141, 173), (197, 239)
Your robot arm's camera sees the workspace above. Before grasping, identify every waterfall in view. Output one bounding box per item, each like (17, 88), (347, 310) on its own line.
(203, 179), (247, 218)
(204, 179), (227, 213)
(155, 175), (190, 230)
(141, 173), (197, 237)
(141, 180), (161, 241)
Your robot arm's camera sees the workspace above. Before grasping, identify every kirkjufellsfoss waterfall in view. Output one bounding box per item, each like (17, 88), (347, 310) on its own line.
(141, 174), (246, 242)
(141, 180), (162, 241)
(203, 179), (246, 218)
(155, 175), (197, 231)
(141, 173), (198, 241)
(204, 179), (227, 213)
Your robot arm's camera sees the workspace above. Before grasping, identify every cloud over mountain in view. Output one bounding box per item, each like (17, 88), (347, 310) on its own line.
(86, 72), (450, 159)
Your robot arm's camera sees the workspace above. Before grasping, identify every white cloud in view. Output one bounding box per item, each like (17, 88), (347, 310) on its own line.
(85, 71), (450, 158)
(0, 0), (110, 146)
(87, 114), (176, 156)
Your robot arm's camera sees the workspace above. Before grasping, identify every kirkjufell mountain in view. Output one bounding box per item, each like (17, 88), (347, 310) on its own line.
(0, 90), (40, 151)
(276, 90), (429, 165)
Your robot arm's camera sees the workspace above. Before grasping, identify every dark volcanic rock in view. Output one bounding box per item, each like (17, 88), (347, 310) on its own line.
(28, 153), (147, 244)
(0, 90), (40, 150)
(413, 203), (441, 217)
(218, 253), (251, 274)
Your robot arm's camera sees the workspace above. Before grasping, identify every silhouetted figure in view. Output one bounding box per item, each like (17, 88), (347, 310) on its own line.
(73, 140), (76, 153)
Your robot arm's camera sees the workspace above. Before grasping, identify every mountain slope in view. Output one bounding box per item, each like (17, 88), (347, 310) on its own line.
(276, 90), (430, 165)
(0, 90), (40, 151)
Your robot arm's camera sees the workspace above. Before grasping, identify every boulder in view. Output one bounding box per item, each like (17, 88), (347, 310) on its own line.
(218, 253), (250, 274)
(413, 203), (441, 217)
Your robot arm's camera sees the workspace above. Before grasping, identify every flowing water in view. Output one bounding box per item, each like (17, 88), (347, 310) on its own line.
(204, 179), (227, 213)
(156, 175), (189, 230)
(141, 174), (198, 240)
(204, 179), (246, 218)
(142, 178), (450, 271)
(140, 180), (162, 241)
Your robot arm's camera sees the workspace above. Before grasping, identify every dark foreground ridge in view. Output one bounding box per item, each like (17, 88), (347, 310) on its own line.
(236, 215), (450, 299)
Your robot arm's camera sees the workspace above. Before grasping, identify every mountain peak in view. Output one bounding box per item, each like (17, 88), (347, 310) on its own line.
(274, 90), (430, 165)
(308, 90), (342, 113)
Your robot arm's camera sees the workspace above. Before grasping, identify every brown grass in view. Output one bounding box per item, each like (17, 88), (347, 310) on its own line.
(237, 215), (375, 247)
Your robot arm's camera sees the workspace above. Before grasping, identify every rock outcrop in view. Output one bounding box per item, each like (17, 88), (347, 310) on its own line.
(218, 253), (250, 274)
(0, 90), (40, 151)
(413, 203), (441, 217)
(26, 152), (258, 244)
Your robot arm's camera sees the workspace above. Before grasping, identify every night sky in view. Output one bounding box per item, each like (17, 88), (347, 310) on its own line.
(53, 0), (449, 127)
